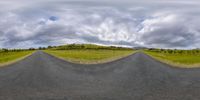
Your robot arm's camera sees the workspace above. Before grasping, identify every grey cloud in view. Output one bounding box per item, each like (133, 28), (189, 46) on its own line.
(138, 13), (200, 49)
(141, 26), (196, 48)
(0, 0), (200, 48)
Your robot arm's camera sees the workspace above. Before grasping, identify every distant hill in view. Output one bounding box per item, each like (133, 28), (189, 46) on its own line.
(48, 44), (133, 50)
(133, 47), (148, 50)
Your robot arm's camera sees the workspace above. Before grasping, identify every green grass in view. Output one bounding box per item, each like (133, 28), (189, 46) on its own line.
(45, 50), (134, 64)
(144, 50), (200, 68)
(0, 51), (34, 66)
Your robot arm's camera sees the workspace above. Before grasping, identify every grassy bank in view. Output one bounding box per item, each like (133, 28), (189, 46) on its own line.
(0, 51), (34, 67)
(45, 50), (134, 64)
(144, 50), (200, 68)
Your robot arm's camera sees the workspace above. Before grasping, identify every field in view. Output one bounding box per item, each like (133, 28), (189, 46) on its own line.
(0, 50), (34, 66)
(144, 49), (200, 68)
(45, 50), (134, 64)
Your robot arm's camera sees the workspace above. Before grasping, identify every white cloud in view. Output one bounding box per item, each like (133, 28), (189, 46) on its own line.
(138, 12), (200, 49)
(0, 0), (200, 49)
(139, 13), (178, 33)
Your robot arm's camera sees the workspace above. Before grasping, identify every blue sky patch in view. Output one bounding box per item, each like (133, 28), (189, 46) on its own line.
(49, 16), (59, 21)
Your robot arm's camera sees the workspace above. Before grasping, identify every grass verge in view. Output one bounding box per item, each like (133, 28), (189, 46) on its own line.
(144, 51), (200, 68)
(0, 51), (34, 67)
(44, 50), (134, 64)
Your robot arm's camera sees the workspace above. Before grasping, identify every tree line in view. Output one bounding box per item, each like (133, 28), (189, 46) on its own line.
(0, 44), (133, 52)
(147, 48), (200, 55)
(47, 44), (133, 50)
(0, 48), (35, 52)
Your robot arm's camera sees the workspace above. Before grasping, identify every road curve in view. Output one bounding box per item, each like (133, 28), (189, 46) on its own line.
(0, 51), (200, 100)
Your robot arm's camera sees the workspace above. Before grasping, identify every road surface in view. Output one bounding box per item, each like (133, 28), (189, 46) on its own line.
(0, 51), (200, 100)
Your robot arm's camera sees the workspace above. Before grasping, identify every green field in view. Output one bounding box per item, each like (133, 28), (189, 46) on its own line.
(144, 50), (200, 68)
(0, 51), (34, 66)
(45, 50), (134, 64)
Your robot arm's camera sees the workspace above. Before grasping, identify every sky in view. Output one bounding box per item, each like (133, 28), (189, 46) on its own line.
(0, 0), (200, 49)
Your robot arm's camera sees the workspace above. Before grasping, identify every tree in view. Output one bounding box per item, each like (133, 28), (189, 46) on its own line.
(2, 48), (8, 52)
(29, 48), (35, 50)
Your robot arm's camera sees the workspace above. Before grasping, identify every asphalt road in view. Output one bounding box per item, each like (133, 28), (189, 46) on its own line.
(0, 51), (200, 100)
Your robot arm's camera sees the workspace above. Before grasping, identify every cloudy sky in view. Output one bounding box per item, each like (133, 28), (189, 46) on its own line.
(0, 0), (200, 49)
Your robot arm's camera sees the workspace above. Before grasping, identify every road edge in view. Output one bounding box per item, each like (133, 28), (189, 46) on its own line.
(0, 51), (35, 68)
(43, 50), (135, 65)
(143, 52), (200, 69)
